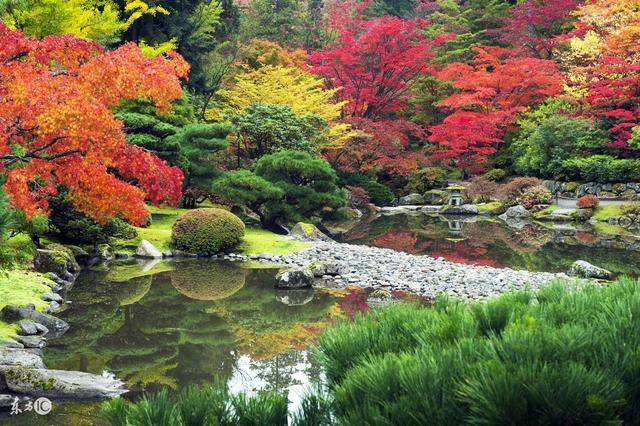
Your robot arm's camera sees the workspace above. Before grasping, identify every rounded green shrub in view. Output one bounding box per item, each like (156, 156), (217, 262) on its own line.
(483, 168), (507, 182)
(171, 208), (245, 254)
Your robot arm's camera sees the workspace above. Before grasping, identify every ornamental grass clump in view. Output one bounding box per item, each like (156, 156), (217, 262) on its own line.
(315, 277), (640, 425)
(171, 208), (245, 255)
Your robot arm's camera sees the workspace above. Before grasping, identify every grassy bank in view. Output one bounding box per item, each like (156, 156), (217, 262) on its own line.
(0, 271), (55, 342)
(112, 205), (309, 256)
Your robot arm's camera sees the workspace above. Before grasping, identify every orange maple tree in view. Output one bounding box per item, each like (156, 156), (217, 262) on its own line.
(0, 25), (188, 225)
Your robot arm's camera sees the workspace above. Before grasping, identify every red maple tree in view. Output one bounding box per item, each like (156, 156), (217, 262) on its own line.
(309, 1), (452, 175)
(497, 0), (580, 58)
(0, 25), (187, 225)
(429, 46), (563, 172)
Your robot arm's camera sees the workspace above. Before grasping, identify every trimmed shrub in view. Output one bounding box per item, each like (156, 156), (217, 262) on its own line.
(463, 177), (498, 203)
(518, 186), (553, 209)
(171, 208), (245, 254)
(498, 177), (544, 205)
(577, 195), (599, 209)
(483, 168), (507, 182)
(405, 167), (447, 194)
(562, 155), (640, 183)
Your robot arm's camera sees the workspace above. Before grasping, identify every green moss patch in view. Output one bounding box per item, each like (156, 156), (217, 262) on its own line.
(592, 205), (624, 222)
(240, 228), (309, 256)
(0, 270), (53, 343)
(477, 201), (506, 215)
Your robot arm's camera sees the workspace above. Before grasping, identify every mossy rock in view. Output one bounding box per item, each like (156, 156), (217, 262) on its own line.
(34, 248), (79, 276)
(423, 190), (449, 205)
(289, 222), (332, 241)
(171, 262), (246, 301)
(565, 182), (579, 192)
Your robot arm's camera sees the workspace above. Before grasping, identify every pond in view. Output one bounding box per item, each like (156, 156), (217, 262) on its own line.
(7, 260), (370, 425)
(339, 213), (640, 277)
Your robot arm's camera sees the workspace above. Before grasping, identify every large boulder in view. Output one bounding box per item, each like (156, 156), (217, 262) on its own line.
(1, 305), (69, 335)
(134, 240), (163, 259)
(568, 260), (612, 280)
(423, 189), (449, 205)
(0, 367), (127, 399)
(499, 205), (531, 220)
(289, 222), (332, 242)
(0, 349), (45, 369)
(34, 248), (79, 277)
(275, 268), (314, 289)
(311, 262), (346, 277)
(398, 193), (425, 206)
(441, 204), (479, 215)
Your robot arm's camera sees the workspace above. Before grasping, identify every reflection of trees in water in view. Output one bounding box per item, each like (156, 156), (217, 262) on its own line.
(341, 214), (640, 275)
(46, 262), (345, 398)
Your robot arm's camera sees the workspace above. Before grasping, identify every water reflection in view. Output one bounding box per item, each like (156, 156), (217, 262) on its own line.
(340, 213), (640, 276)
(40, 260), (363, 420)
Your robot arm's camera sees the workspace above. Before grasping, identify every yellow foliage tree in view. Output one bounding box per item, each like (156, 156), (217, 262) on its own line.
(215, 66), (360, 148)
(569, 0), (640, 60)
(1, 0), (168, 44)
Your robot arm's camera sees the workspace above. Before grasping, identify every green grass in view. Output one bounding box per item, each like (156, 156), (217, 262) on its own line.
(112, 206), (309, 256)
(592, 204), (624, 221)
(533, 204), (558, 219)
(240, 228), (309, 256)
(0, 270), (54, 342)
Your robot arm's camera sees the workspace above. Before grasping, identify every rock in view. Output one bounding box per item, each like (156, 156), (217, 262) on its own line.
(1, 305), (69, 335)
(568, 260), (612, 279)
(134, 240), (163, 259)
(94, 244), (114, 262)
(289, 222), (332, 242)
(398, 193), (425, 206)
(275, 268), (314, 289)
(0, 341), (23, 349)
(17, 321), (38, 336)
(423, 189), (449, 205)
(1, 367), (127, 399)
(0, 349), (45, 369)
(573, 208), (593, 222)
(66, 245), (90, 263)
(45, 301), (61, 314)
(311, 262), (345, 277)
(275, 288), (315, 306)
(441, 204), (479, 215)
(499, 205), (531, 221)
(42, 293), (62, 303)
(34, 248), (79, 277)
(11, 335), (46, 349)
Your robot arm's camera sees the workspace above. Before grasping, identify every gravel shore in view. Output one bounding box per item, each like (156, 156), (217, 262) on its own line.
(246, 239), (566, 300)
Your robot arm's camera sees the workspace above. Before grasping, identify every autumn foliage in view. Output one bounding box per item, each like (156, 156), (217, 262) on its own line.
(429, 47), (563, 171)
(0, 25), (187, 225)
(310, 1), (451, 175)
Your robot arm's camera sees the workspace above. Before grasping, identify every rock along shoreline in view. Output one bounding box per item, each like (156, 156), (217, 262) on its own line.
(246, 239), (567, 301)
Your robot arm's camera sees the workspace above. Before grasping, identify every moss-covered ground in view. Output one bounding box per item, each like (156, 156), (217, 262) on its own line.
(112, 205), (309, 256)
(592, 204), (624, 222)
(0, 270), (54, 342)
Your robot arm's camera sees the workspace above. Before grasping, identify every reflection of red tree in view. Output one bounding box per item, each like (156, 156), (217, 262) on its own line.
(371, 230), (420, 253)
(428, 240), (501, 268)
(338, 288), (369, 318)
(576, 231), (599, 245)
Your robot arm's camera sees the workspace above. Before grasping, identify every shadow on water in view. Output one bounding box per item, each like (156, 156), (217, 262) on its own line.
(7, 260), (368, 425)
(340, 213), (640, 276)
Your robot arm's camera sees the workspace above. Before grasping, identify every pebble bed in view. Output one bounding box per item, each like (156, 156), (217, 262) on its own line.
(240, 240), (566, 300)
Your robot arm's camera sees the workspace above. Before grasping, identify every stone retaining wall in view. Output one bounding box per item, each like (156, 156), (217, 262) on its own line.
(544, 180), (640, 199)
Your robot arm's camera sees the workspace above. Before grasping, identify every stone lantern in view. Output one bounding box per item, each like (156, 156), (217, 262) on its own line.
(446, 185), (465, 206)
